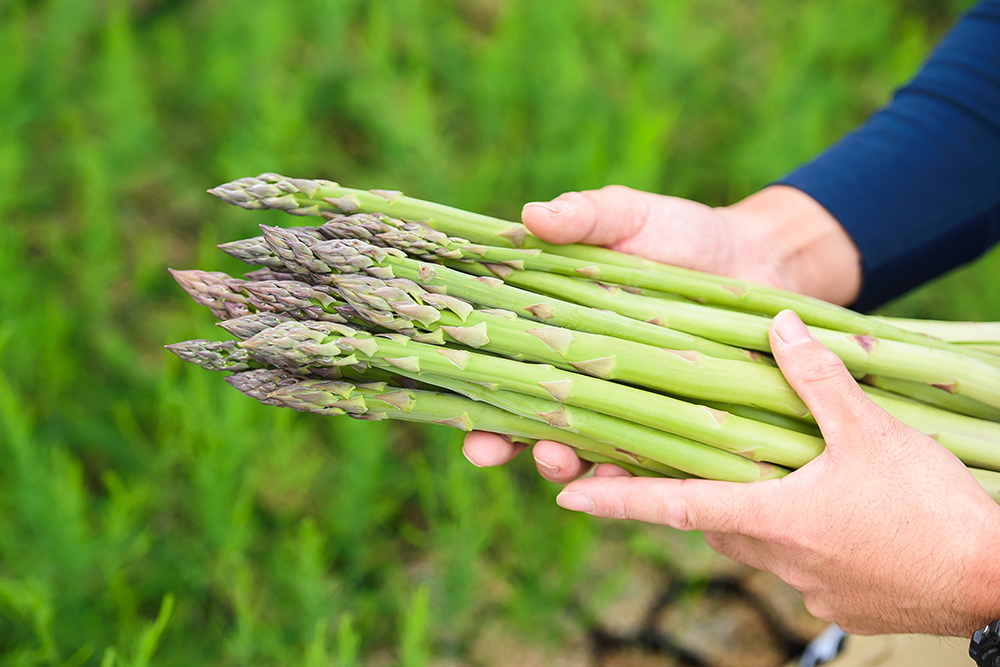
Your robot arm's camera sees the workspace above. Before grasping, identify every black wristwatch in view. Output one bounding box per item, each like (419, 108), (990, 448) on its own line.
(970, 620), (1000, 666)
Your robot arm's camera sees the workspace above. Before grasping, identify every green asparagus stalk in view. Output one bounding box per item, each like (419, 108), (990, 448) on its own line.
(208, 237), (1000, 452)
(876, 318), (1000, 344)
(861, 375), (1000, 422)
(376, 362), (810, 468)
(970, 468), (1000, 504)
(209, 175), (529, 245)
(254, 371), (686, 478)
(461, 268), (1000, 412)
(253, 225), (762, 363)
(226, 368), (668, 476)
(371, 218), (1000, 364)
(329, 273), (813, 419)
(251, 319), (1000, 471)
(510, 272), (1000, 420)
(209, 175), (972, 354)
(319, 214), (1000, 392)
(238, 319), (824, 473)
(276, 374), (784, 482)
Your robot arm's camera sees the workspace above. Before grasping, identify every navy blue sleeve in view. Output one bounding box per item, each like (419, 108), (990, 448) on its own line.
(777, 0), (1000, 311)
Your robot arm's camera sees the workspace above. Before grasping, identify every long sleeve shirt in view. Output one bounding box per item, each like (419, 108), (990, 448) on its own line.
(778, 0), (1000, 311)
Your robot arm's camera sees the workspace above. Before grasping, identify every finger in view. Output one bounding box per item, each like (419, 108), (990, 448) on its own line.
(532, 440), (593, 483)
(462, 431), (529, 467)
(769, 310), (887, 446)
(593, 463), (633, 477)
(555, 476), (772, 537)
(521, 185), (651, 247)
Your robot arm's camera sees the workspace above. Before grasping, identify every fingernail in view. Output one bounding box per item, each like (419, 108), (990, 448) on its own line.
(462, 449), (484, 468)
(773, 309), (813, 345)
(525, 201), (567, 216)
(533, 454), (559, 475)
(556, 491), (595, 513)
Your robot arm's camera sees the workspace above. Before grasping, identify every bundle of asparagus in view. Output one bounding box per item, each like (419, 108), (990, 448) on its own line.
(168, 173), (1000, 499)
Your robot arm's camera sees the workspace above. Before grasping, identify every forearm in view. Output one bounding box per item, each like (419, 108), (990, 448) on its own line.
(776, 0), (1000, 309)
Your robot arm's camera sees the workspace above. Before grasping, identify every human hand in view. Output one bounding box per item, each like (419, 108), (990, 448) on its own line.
(462, 184), (861, 477)
(550, 310), (1000, 637)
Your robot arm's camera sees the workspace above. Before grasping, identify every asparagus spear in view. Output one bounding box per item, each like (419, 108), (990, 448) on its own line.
(861, 375), (1000, 422)
(250, 225), (761, 363)
(208, 175), (968, 353)
(227, 368), (668, 476)
(171, 268), (360, 324)
(256, 230), (1000, 437)
(217, 227), (327, 268)
(164, 339), (262, 372)
(238, 319), (824, 473)
(277, 373), (785, 482)
(178, 261), (998, 422)
(376, 363), (812, 468)
(366, 217), (1000, 373)
(876, 318), (1000, 344)
(180, 254), (1000, 461)
(970, 468), (1000, 504)
(253, 371), (686, 478)
(490, 271), (1000, 414)
(208, 175), (529, 246)
(329, 273), (813, 419)
(169, 269), (252, 319)
(249, 319), (1000, 471)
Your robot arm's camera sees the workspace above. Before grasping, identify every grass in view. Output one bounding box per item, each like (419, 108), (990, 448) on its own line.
(0, 0), (988, 664)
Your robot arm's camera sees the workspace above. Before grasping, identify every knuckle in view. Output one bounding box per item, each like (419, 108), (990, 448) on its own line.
(557, 190), (589, 205)
(794, 348), (848, 386)
(778, 566), (820, 594)
(597, 184), (633, 197)
(802, 593), (835, 622)
(660, 493), (695, 530)
(601, 489), (634, 521)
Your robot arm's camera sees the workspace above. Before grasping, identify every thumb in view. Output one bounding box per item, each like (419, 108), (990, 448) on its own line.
(556, 476), (773, 537)
(521, 185), (651, 246)
(769, 310), (885, 446)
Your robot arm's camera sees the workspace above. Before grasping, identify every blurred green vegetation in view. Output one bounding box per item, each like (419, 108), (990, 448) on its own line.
(0, 0), (991, 664)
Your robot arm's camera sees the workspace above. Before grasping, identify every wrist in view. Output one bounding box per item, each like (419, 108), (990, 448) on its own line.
(717, 185), (862, 305)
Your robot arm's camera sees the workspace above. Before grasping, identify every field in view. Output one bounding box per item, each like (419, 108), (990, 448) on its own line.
(0, 0), (991, 664)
